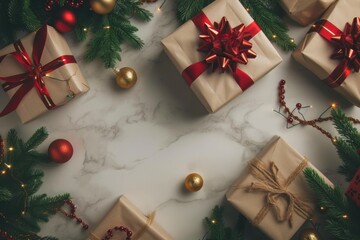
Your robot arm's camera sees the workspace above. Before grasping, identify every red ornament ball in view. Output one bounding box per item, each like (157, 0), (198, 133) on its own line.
(53, 8), (77, 33)
(48, 139), (74, 164)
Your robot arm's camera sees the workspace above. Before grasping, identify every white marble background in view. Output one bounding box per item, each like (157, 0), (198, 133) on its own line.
(0, 1), (359, 240)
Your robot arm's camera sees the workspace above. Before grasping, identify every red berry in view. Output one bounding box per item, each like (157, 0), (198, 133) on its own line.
(296, 103), (302, 109)
(280, 80), (286, 85)
(287, 118), (293, 124)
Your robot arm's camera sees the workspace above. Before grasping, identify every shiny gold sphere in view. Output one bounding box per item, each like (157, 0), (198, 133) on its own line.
(90, 0), (116, 14)
(299, 229), (320, 240)
(184, 173), (204, 192)
(115, 67), (138, 89)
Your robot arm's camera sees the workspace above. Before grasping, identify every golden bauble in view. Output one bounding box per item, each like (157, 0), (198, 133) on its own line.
(184, 173), (204, 192)
(90, 0), (116, 14)
(115, 67), (138, 89)
(299, 229), (320, 240)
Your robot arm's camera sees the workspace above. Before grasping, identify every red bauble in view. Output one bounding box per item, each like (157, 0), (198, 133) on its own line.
(53, 8), (77, 33)
(48, 139), (74, 164)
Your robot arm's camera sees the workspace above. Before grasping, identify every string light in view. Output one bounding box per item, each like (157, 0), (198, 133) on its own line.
(83, 27), (88, 32)
(272, 34), (277, 39)
(157, 0), (167, 11)
(1, 170), (6, 175)
(246, 8), (250, 12)
(8, 147), (14, 151)
(331, 103), (337, 108)
(211, 219), (216, 224)
(342, 214), (348, 219)
(5, 164), (11, 169)
(103, 26), (111, 29)
(290, 38), (295, 43)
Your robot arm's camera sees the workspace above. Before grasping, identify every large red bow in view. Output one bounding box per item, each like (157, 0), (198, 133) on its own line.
(0, 26), (76, 117)
(198, 17), (257, 74)
(182, 11), (261, 91)
(310, 17), (360, 88)
(331, 17), (360, 73)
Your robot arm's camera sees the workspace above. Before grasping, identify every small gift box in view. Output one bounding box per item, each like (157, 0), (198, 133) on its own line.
(88, 196), (173, 240)
(0, 25), (89, 123)
(226, 136), (331, 240)
(161, 0), (282, 113)
(345, 168), (360, 206)
(279, 0), (335, 26)
(293, 0), (360, 106)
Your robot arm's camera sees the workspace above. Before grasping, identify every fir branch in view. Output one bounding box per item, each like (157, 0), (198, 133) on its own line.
(25, 127), (48, 151)
(304, 168), (348, 217)
(22, 0), (42, 31)
(332, 109), (360, 149)
(241, 0), (296, 51)
(177, 0), (213, 23)
(129, 0), (153, 22)
(0, 188), (12, 202)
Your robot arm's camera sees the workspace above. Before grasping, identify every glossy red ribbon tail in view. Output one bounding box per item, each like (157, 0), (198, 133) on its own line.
(233, 68), (254, 91)
(192, 11), (213, 34)
(182, 60), (208, 86)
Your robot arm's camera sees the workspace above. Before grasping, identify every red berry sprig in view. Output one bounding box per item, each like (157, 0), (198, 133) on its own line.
(0, 229), (13, 240)
(59, 199), (89, 230)
(276, 80), (360, 142)
(102, 226), (132, 240)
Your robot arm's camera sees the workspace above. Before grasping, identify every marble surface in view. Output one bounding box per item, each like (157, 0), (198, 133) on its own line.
(0, 1), (359, 240)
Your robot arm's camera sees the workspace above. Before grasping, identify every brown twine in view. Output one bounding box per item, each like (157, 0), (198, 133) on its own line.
(246, 159), (312, 227)
(131, 211), (156, 240)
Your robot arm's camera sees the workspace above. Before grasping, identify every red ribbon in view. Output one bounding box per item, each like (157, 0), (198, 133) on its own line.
(309, 17), (360, 88)
(0, 26), (77, 117)
(182, 11), (261, 91)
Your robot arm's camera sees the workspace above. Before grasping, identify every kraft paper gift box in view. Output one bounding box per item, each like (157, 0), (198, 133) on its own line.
(226, 136), (331, 240)
(161, 0), (282, 113)
(0, 25), (89, 123)
(279, 0), (335, 26)
(88, 196), (173, 240)
(293, 0), (360, 107)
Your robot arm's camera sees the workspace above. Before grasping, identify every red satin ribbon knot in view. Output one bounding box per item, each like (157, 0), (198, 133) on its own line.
(309, 17), (360, 88)
(182, 11), (261, 91)
(0, 26), (77, 117)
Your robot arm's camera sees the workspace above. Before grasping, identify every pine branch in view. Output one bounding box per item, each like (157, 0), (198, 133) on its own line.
(304, 168), (348, 217)
(332, 109), (360, 148)
(177, 0), (213, 23)
(25, 127), (48, 151)
(203, 206), (246, 240)
(22, 0), (42, 31)
(0, 187), (12, 202)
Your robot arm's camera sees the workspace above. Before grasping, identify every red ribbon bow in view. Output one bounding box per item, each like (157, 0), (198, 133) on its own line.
(310, 17), (360, 88)
(0, 26), (76, 117)
(182, 11), (261, 91)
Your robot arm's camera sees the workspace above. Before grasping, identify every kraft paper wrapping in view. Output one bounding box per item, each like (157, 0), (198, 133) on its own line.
(88, 196), (173, 240)
(280, 0), (335, 26)
(293, 0), (360, 107)
(161, 0), (282, 113)
(0, 25), (89, 123)
(226, 136), (332, 240)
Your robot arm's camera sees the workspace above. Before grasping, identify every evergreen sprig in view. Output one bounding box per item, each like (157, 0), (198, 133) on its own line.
(0, 127), (70, 239)
(176, 0), (296, 51)
(332, 109), (360, 181)
(304, 168), (360, 239)
(203, 206), (246, 240)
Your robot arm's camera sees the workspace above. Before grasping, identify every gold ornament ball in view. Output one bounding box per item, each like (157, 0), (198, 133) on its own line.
(115, 67), (138, 89)
(184, 173), (204, 192)
(299, 229), (320, 240)
(90, 0), (116, 14)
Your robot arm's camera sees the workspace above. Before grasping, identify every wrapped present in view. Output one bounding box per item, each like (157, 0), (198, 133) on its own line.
(88, 196), (173, 240)
(279, 0), (335, 26)
(226, 136), (331, 240)
(345, 168), (360, 206)
(0, 25), (89, 123)
(293, 0), (360, 106)
(161, 0), (282, 113)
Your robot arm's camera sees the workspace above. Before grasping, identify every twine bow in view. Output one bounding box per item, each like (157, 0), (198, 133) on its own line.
(247, 159), (312, 227)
